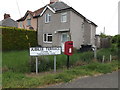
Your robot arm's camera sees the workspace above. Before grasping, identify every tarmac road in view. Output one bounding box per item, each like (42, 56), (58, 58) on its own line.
(47, 71), (119, 88)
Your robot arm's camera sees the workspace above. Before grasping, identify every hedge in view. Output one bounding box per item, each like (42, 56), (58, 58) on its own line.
(1, 27), (38, 51)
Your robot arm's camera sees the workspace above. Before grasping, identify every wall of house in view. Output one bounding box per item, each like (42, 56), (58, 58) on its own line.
(70, 11), (84, 49)
(18, 14), (37, 31)
(38, 8), (70, 47)
(31, 18), (37, 31)
(37, 8), (96, 49)
(95, 35), (101, 48)
(90, 24), (96, 46)
(83, 20), (91, 45)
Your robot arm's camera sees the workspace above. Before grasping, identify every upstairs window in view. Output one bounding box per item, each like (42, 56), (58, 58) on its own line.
(61, 13), (67, 23)
(43, 33), (52, 43)
(27, 18), (31, 26)
(45, 14), (51, 23)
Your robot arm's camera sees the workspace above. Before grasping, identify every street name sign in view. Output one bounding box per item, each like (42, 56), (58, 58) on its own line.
(30, 47), (61, 56)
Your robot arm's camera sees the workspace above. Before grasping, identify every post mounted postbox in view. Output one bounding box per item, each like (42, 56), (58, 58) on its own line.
(64, 41), (73, 56)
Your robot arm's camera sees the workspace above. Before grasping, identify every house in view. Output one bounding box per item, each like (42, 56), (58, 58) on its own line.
(0, 14), (18, 27)
(17, 7), (45, 31)
(37, 0), (97, 51)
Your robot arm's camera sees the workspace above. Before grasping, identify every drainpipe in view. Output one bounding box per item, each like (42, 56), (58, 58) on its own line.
(37, 18), (38, 46)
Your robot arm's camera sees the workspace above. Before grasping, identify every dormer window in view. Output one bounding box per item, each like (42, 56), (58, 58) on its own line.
(45, 14), (51, 23)
(27, 18), (31, 26)
(61, 12), (67, 23)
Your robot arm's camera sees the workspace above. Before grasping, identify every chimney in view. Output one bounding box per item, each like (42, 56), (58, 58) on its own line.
(4, 13), (10, 19)
(50, 0), (59, 4)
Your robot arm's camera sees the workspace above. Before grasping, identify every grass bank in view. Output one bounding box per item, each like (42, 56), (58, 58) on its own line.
(2, 48), (117, 73)
(2, 60), (118, 88)
(2, 50), (94, 73)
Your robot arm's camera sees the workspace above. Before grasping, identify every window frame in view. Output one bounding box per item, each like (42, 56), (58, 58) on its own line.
(43, 33), (52, 43)
(45, 14), (51, 23)
(27, 18), (31, 26)
(61, 33), (69, 42)
(61, 12), (67, 23)
(20, 22), (23, 28)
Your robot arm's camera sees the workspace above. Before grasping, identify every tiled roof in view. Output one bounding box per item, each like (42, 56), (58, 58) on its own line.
(49, 1), (70, 11)
(33, 7), (45, 17)
(17, 1), (97, 26)
(17, 7), (45, 21)
(0, 18), (18, 27)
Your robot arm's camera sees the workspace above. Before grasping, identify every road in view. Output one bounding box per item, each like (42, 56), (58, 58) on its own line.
(47, 71), (119, 88)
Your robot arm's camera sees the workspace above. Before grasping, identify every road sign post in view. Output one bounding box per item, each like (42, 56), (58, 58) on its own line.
(29, 47), (61, 74)
(35, 57), (38, 74)
(67, 55), (70, 69)
(54, 55), (56, 72)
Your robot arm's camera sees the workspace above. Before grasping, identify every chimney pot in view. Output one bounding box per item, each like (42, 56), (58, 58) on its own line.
(4, 13), (10, 19)
(50, 0), (59, 4)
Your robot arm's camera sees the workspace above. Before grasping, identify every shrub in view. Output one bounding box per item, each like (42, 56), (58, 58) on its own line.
(1, 27), (37, 51)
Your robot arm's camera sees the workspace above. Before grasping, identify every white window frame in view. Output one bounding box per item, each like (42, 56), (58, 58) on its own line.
(61, 12), (67, 23)
(43, 33), (52, 43)
(45, 14), (51, 23)
(61, 33), (69, 42)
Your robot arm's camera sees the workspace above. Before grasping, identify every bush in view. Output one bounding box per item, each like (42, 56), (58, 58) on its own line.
(1, 27), (37, 51)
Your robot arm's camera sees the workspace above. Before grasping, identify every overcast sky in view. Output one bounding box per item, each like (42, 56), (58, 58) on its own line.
(0, 0), (119, 36)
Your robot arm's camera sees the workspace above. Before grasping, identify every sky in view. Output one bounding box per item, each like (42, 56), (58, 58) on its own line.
(0, 0), (119, 36)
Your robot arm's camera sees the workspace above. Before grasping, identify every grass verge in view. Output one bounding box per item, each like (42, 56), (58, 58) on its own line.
(2, 60), (118, 88)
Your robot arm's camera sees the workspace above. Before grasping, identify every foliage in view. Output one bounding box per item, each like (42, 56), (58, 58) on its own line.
(2, 50), (94, 73)
(2, 51), (30, 73)
(111, 35), (120, 44)
(3, 46), (118, 73)
(99, 32), (111, 38)
(111, 35), (120, 60)
(1, 26), (37, 51)
(2, 61), (118, 88)
(30, 52), (94, 72)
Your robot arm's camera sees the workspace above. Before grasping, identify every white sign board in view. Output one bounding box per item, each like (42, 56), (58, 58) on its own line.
(30, 47), (61, 56)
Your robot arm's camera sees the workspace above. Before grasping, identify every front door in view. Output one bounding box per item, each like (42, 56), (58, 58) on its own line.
(61, 33), (69, 52)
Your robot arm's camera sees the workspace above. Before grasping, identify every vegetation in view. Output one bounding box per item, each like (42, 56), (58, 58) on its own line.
(1, 26), (37, 51)
(111, 35), (120, 59)
(2, 51), (94, 73)
(2, 43), (118, 73)
(2, 60), (118, 88)
(2, 51), (30, 73)
(1, 27), (119, 88)
(100, 32), (111, 38)
(2, 46), (119, 88)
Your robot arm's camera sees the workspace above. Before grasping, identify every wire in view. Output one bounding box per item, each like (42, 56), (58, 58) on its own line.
(16, 0), (22, 18)
(16, 0), (31, 47)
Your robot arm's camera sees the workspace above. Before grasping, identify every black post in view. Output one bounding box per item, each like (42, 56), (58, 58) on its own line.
(67, 55), (69, 69)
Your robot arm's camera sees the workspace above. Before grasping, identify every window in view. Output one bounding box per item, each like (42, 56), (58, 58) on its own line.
(20, 22), (23, 28)
(27, 18), (31, 26)
(61, 13), (67, 23)
(61, 33), (69, 42)
(43, 33), (52, 43)
(45, 14), (51, 23)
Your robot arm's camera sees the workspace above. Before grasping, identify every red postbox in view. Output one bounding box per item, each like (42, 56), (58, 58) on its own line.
(64, 41), (73, 56)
